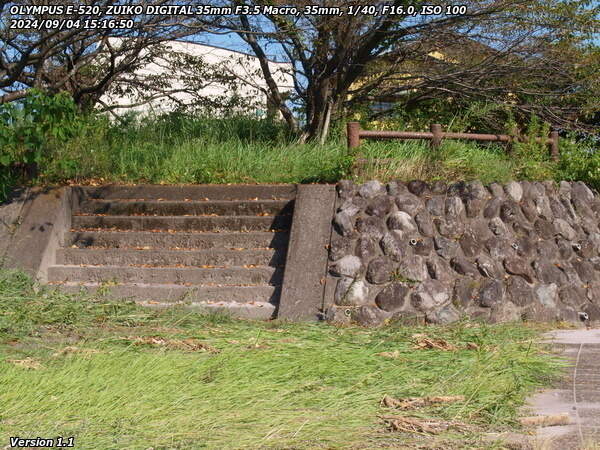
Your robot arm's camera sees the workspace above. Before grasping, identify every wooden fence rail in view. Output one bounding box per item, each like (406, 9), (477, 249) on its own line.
(346, 122), (560, 162)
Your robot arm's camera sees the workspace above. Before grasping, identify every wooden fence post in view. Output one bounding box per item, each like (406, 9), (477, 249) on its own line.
(550, 130), (560, 162)
(430, 123), (442, 149)
(347, 122), (361, 150)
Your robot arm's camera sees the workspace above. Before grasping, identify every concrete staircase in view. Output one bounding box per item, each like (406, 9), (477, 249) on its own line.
(47, 185), (296, 319)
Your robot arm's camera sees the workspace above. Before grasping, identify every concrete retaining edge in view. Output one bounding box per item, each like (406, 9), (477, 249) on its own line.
(277, 184), (337, 321)
(2, 187), (72, 281)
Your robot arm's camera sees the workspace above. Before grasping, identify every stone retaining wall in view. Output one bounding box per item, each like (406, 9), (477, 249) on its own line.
(325, 180), (600, 327)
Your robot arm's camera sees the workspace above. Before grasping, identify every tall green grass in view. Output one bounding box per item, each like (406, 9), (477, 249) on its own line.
(3, 110), (595, 201)
(0, 269), (562, 449)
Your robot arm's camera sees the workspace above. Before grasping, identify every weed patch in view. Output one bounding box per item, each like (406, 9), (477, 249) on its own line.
(0, 269), (562, 448)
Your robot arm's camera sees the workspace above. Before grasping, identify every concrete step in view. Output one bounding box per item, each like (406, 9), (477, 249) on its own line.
(71, 215), (291, 232)
(76, 199), (294, 217)
(56, 248), (285, 267)
(74, 184), (296, 201)
(48, 265), (282, 285)
(66, 230), (290, 250)
(52, 282), (280, 305)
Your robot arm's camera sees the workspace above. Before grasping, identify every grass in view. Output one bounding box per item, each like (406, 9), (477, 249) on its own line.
(1, 113), (578, 201)
(0, 269), (563, 449)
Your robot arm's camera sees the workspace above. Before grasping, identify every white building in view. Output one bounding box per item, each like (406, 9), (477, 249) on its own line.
(100, 40), (294, 117)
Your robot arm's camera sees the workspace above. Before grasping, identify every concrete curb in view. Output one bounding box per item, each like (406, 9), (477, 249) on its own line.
(0, 188), (30, 265)
(278, 184), (336, 321)
(2, 187), (72, 281)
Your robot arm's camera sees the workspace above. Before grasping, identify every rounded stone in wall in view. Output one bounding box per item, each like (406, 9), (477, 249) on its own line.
(365, 195), (394, 218)
(445, 196), (466, 220)
(581, 218), (599, 235)
(351, 196), (368, 211)
(366, 257), (394, 284)
(426, 304), (461, 324)
(560, 197), (578, 223)
(426, 196), (445, 217)
(521, 304), (560, 323)
(334, 211), (355, 237)
(556, 238), (575, 260)
(488, 182), (505, 198)
(534, 283), (559, 309)
(358, 180), (386, 199)
(487, 237), (515, 261)
(532, 260), (568, 286)
(500, 200), (523, 224)
(489, 217), (510, 237)
(559, 181), (572, 199)
(520, 198), (539, 222)
(573, 198), (596, 221)
(534, 195), (554, 221)
(410, 279), (450, 312)
(431, 181), (447, 194)
(587, 282), (600, 303)
(582, 303), (600, 322)
(337, 180), (356, 200)
(426, 257), (454, 284)
(414, 211), (434, 237)
(483, 197), (503, 219)
(557, 307), (582, 324)
(476, 254), (504, 279)
(435, 217), (465, 239)
(537, 240), (560, 260)
(397, 255), (429, 282)
(572, 259), (598, 284)
(395, 194), (424, 215)
(434, 236), (461, 260)
(555, 219), (577, 241)
(334, 277), (369, 306)
(504, 181), (523, 202)
(325, 306), (352, 325)
(450, 256), (479, 277)
(352, 305), (390, 327)
(407, 180), (430, 196)
(356, 216), (386, 241)
(337, 198), (361, 217)
(489, 301), (521, 324)
(452, 276), (480, 309)
(329, 238), (354, 261)
(503, 257), (534, 283)
(355, 236), (379, 261)
(411, 237), (433, 257)
(559, 285), (587, 309)
(380, 232), (408, 262)
(572, 181), (595, 203)
(478, 279), (503, 308)
(387, 181), (407, 196)
(558, 261), (582, 286)
(375, 283), (411, 312)
(506, 276), (535, 307)
(514, 236), (536, 258)
(549, 197), (568, 221)
(388, 211), (417, 233)
(459, 230), (481, 258)
(534, 218), (555, 240)
(330, 255), (363, 278)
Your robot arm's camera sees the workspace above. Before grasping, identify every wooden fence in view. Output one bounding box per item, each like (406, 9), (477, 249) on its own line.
(346, 122), (560, 162)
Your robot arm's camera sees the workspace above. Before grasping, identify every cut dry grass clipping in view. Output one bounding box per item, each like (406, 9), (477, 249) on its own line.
(121, 335), (220, 353)
(412, 333), (457, 351)
(0, 269), (563, 449)
(381, 394), (466, 410)
(6, 357), (43, 370)
(381, 415), (473, 434)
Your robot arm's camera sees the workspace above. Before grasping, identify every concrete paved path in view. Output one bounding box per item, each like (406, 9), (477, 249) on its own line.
(525, 329), (600, 449)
